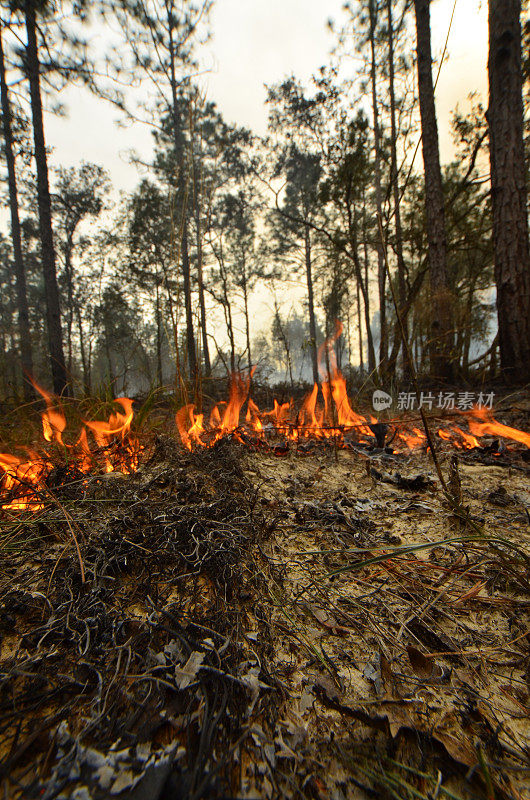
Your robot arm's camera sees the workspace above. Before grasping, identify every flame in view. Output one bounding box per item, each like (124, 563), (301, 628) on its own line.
(219, 373), (250, 433)
(3, 342), (530, 514)
(75, 427), (93, 473)
(0, 451), (49, 510)
(245, 398), (263, 435)
(30, 376), (66, 445)
(174, 328), (378, 449)
(84, 398), (139, 473)
(176, 404), (205, 451)
(438, 425), (480, 450)
(0, 388), (141, 511)
(467, 405), (530, 448)
(397, 426), (427, 450)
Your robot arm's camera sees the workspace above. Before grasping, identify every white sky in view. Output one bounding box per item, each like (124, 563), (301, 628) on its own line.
(42, 0), (489, 195)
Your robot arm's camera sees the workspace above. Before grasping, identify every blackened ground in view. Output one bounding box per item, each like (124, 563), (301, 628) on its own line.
(0, 430), (529, 799)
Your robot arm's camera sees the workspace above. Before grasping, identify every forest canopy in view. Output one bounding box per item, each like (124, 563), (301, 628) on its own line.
(0, 0), (528, 398)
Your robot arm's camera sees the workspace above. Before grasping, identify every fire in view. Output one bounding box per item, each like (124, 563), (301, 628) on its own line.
(2, 332), (529, 513)
(245, 398), (263, 435)
(173, 325), (529, 456)
(84, 398), (140, 473)
(176, 404), (205, 451)
(0, 452), (49, 510)
(0, 389), (141, 511)
(30, 376), (66, 445)
(398, 427), (427, 450)
(437, 425), (480, 450)
(467, 405), (530, 448)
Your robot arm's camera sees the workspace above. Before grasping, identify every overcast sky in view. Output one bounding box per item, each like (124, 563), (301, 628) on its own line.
(43, 0), (489, 197)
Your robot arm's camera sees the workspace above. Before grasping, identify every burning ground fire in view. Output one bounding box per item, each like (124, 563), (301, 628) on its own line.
(1, 328), (529, 512)
(0, 379), (141, 511)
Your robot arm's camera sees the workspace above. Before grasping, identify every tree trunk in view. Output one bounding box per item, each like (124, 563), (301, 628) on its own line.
(64, 237), (74, 375)
(487, 0), (530, 382)
(387, 0), (410, 379)
(155, 282), (163, 387)
(358, 193), (377, 374)
(76, 305), (90, 394)
(349, 213), (377, 374)
(167, 5), (197, 383)
(193, 170), (211, 377)
(413, 0), (454, 381)
(356, 280), (364, 371)
(242, 269), (252, 376)
(0, 23), (34, 400)
(225, 298), (235, 375)
(104, 332), (114, 392)
(369, 0), (387, 372)
(304, 223), (319, 383)
(24, 0), (69, 395)
(462, 273), (478, 374)
(181, 222), (197, 380)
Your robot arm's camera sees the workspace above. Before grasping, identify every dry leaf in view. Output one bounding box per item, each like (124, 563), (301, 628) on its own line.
(307, 605), (350, 636)
(407, 645), (444, 682)
(174, 651), (205, 689)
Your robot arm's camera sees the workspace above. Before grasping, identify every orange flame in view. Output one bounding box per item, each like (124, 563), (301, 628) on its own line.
(29, 376), (67, 445)
(176, 404), (205, 450)
(467, 405), (530, 448)
(84, 398), (139, 473)
(0, 451), (49, 510)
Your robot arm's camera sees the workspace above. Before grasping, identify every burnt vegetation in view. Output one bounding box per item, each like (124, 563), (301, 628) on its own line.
(0, 0), (530, 798)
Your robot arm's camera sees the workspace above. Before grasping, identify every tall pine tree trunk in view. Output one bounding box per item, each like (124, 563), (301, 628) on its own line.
(76, 305), (90, 394)
(193, 171), (211, 377)
(387, 0), (410, 379)
(63, 237), (74, 375)
(181, 222), (197, 380)
(24, 0), (69, 395)
(360, 190), (377, 374)
(304, 224), (319, 383)
(167, 6), (197, 382)
(413, 0), (454, 380)
(155, 282), (163, 387)
(0, 22), (34, 399)
(242, 269), (252, 376)
(369, 0), (386, 374)
(356, 281), (364, 371)
(487, 0), (530, 382)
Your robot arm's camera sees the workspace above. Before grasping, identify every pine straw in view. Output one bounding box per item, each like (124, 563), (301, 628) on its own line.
(0, 437), (278, 798)
(0, 434), (529, 799)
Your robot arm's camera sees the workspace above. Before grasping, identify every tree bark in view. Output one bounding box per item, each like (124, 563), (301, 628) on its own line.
(167, 2), (197, 382)
(369, 0), (387, 373)
(193, 165), (211, 377)
(487, 0), (530, 382)
(359, 190), (377, 374)
(349, 209), (377, 373)
(241, 267), (252, 376)
(304, 223), (319, 383)
(24, 0), (69, 395)
(356, 280), (364, 371)
(0, 22), (34, 400)
(181, 222), (197, 379)
(63, 235), (74, 375)
(76, 305), (90, 394)
(387, 0), (411, 379)
(155, 281), (163, 387)
(413, 0), (454, 380)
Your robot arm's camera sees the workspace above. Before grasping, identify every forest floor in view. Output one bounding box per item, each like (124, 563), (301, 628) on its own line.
(0, 406), (529, 799)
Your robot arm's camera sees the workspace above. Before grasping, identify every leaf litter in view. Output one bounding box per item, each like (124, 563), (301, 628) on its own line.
(0, 432), (529, 798)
